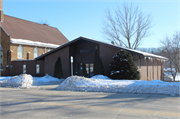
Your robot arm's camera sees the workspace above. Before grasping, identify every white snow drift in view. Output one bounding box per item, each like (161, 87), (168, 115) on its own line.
(1, 74), (33, 88)
(57, 76), (180, 96)
(1, 74), (179, 96)
(33, 74), (64, 85)
(0, 74), (63, 88)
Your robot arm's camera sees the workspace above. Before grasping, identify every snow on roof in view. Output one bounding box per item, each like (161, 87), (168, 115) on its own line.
(11, 38), (60, 48)
(114, 45), (168, 60)
(81, 36), (168, 60)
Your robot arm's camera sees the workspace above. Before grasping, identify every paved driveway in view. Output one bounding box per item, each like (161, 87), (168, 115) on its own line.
(0, 87), (180, 119)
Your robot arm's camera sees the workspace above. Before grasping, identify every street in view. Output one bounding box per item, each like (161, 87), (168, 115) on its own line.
(0, 87), (180, 119)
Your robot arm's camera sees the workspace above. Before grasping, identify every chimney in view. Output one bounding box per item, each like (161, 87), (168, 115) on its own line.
(0, 0), (4, 22)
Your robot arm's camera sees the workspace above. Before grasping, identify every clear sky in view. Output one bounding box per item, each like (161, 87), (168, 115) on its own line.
(3, 0), (180, 48)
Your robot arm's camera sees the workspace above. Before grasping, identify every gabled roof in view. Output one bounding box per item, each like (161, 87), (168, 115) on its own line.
(0, 15), (68, 45)
(35, 36), (168, 60)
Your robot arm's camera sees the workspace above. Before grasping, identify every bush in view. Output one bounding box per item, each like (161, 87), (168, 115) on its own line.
(109, 50), (140, 80)
(54, 57), (63, 79)
(93, 49), (104, 75)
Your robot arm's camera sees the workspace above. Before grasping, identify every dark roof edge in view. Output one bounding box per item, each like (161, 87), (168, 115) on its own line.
(35, 36), (168, 60)
(80, 37), (168, 60)
(35, 37), (82, 60)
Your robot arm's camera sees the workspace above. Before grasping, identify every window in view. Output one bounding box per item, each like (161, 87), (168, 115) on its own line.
(36, 64), (40, 74)
(17, 45), (23, 58)
(0, 46), (3, 71)
(34, 47), (38, 58)
(90, 63), (94, 77)
(23, 65), (26, 73)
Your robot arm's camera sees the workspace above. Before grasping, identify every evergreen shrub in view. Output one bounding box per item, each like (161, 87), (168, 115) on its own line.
(54, 57), (64, 79)
(109, 50), (140, 80)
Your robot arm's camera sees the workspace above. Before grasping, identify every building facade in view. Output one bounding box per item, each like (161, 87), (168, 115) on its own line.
(0, 0), (68, 75)
(12, 37), (168, 80)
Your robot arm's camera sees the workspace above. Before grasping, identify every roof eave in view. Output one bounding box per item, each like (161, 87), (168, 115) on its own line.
(35, 36), (169, 61)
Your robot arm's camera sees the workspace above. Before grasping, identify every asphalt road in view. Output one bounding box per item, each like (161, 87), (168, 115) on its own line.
(0, 87), (180, 119)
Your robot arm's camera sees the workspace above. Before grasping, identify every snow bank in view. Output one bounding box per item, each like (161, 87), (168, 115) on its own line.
(0, 76), (12, 81)
(0, 74), (63, 88)
(33, 74), (64, 85)
(1, 74), (33, 88)
(90, 75), (111, 80)
(57, 76), (180, 96)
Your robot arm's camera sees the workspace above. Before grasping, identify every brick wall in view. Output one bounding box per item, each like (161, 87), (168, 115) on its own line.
(0, 27), (10, 76)
(0, 28), (53, 76)
(0, 0), (3, 22)
(0, 11), (3, 22)
(10, 44), (53, 61)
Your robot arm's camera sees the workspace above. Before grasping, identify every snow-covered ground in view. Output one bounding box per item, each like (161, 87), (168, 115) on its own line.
(33, 75), (64, 85)
(57, 75), (180, 96)
(1, 74), (179, 96)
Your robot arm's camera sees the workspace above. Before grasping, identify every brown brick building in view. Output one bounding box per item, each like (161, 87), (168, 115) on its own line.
(0, 0), (68, 75)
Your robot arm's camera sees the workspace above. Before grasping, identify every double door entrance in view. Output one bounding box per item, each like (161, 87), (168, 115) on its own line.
(75, 63), (94, 78)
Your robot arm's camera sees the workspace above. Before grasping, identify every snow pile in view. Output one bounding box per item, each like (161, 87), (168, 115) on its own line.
(57, 76), (180, 96)
(33, 74), (64, 85)
(90, 75), (111, 80)
(0, 76), (12, 81)
(1, 74), (33, 88)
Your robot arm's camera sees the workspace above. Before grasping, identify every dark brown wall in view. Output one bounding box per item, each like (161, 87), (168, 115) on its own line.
(12, 60), (23, 75)
(44, 46), (69, 78)
(11, 60), (44, 76)
(72, 40), (98, 63)
(99, 44), (119, 76)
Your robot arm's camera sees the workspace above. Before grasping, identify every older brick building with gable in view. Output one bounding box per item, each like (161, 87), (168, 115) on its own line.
(0, 0), (68, 75)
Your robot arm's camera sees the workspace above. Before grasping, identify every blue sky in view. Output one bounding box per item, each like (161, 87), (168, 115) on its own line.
(3, 0), (180, 48)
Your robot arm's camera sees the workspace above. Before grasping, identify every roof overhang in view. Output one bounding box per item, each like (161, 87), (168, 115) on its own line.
(35, 36), (169, 61)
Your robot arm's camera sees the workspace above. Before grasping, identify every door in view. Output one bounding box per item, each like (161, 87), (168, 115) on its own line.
(75, 63), (94, 78)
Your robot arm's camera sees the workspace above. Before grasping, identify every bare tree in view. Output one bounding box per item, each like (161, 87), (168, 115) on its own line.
(102, 3), (153, 49)
(160, 31), (180, 81)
